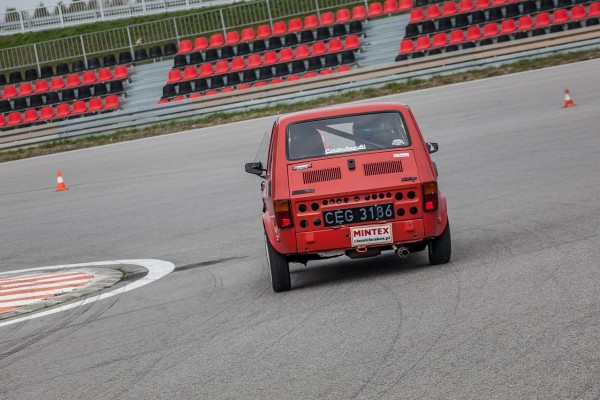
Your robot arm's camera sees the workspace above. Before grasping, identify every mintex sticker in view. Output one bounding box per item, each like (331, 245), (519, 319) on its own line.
(393, 152), (410, 158)
(351, 224), (393, 246)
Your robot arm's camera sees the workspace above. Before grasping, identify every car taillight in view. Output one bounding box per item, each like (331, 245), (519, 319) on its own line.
(274, 200), (294, 229)
(423, 182), (439, 212)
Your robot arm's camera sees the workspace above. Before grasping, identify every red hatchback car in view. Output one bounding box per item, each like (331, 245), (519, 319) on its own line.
(246, 103), (451, 292)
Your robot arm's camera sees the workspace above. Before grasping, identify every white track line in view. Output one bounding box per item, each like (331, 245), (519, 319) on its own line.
(0, 259), (174, 328)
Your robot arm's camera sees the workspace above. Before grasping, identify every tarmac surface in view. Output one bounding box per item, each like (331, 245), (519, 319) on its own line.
(0, 59), (598, 399)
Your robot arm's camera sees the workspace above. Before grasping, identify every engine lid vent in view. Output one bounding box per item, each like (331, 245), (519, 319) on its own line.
(363, 160), (403, 176)
(303, 167), (342, 184)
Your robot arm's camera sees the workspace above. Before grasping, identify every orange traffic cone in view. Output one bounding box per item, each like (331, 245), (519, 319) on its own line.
(55, 170), (68, 192)
(563, 89), (577, 108)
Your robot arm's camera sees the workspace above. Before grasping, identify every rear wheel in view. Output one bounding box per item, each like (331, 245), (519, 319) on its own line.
(428, 221), (451, 265)
(265, 233), (291, 292)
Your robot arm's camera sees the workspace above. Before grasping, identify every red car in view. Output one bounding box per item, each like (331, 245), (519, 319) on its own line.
(246, 102), (451, 292)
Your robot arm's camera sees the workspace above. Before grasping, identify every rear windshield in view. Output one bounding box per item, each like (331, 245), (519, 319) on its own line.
(286, 112), (411, 160)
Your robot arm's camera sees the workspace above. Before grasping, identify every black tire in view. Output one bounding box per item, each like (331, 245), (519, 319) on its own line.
(428, 221), (451, 265)
(265, 233), (291, 292)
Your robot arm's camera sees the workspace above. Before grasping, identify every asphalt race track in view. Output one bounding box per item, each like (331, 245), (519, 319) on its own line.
(1, 59), (599, 399)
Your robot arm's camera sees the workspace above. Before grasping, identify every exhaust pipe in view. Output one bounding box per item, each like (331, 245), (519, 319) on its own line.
(395, 246), (410, 258)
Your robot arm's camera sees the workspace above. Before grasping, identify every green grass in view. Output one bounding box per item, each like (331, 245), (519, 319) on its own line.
(1, 48), (598, 164)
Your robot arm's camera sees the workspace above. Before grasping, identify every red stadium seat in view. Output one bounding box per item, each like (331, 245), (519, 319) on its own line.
(34, 80), (49, 94)
(432, 32), (448, 47)
(0, 115), (5, 128)
(466, 26), (482, 40)
(409, 8), (425, 23)
(336, 9), (351, 23)
(66, 73), (81, 88)
(23, 109), (38, 123)
(399, 0), (413, 11)
(500, 19), (517, 33)
(104, 94), (119, 110)
(328, 38), (343, 53)
(475, 0), (491, 9)
(518, 15), (533, 30)
(39, 106), (54, 120)
(247, 54), (262, 68)
(570, 5), (586, 20)
(82, 71), (96, 84)
(312, 41), (327, 56)
(168, 69), (182, 83)
(221, 87), (234, 93)
(287, 75), (301, 81)
(171, 96), (185, 102)
(19, 82), (33, 96)
(426, 5), (441, 19)
(273, 21), (287, 35)
(399, 39), (415, 54)
(304, 14), (319, 29)
(295, 45), (311, 59)
(189, 93), (201, 98)
(114, 65), (129, 80)
(383, 0), (399, 13)
(194, 36), (209, 50)
(442, 1), (457, 15)
(279, 48), (294, 62)
(449, 29), (465, 44)
(263, 51), (278, 65)
(199, 63), (214, 77)
(535, 12), (551, 27)
(483, 23), (499, 37)
(231, 57), (246, 71)
(352, 5), (367, 20)
(3, 85), (17, 99)
(553, 8), (569, 23)
(288, 18), (303, 32)
(320, 68), (334, 75)
(320, 12), (335, 26)
(270, 77), (284, 84)
(237, 83), (252, 90)
(50, 77), (65, 91)
(345, 35), (360, 50)
(88, 97), (103, 112)
(459, 0), (474, 12)
(55, 103), (71, 118)
(205, 90), (218, 96)
(303, 72), (318, 79)
(98, 68), (112, 82)
(337, 65), (352, 72)
(415, 36), (431, 51)
(72, 100), (87, 114)
(254, 81), (268, 87)
(241, 28), (255, 42)
(256, 25), (271, 39)
(178, 39), (193, 54)
(209, 33), (225, 48)
(183, 66), (198, 80)
(215, 60), (230, 74)
(368, 2), (384, 17)
(492, 0), (507, 5)
(7, 111), (22, 126)
(590, 1), (600, 16)
(226, 31), (240, 45)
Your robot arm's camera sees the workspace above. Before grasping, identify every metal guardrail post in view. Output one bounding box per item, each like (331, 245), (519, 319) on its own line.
(363, 0), (369, 8)
(142, 0), (147, 13)
(126, 26), (135, 56)
(99, 1), (105, 20)
(18, 11), (25, 33)
(314, 0), (321, 19)
(266, 0), (274, 30)
(219, 9), (227, 36)
(33, 44), (41, 74)
(173, 18), (180, 42)
(186, 0), (190, 10)
(57, 6), (65, 28)
(79, 35), (88, 67)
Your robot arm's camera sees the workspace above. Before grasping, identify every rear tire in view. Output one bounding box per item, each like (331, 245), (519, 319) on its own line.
(428, 221), (451, 265)
(265, 233), (291, 292)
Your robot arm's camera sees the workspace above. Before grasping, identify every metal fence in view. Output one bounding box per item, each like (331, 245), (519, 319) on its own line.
(0, 0), (241, 35)
(0, 0), (369, 75)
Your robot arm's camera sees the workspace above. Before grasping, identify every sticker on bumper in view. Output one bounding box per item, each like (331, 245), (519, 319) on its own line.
(351, 224), (393, 247)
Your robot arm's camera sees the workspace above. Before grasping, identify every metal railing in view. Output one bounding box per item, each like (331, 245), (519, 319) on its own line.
(1, 0), (369, 75)
(0, 0), (241, 35)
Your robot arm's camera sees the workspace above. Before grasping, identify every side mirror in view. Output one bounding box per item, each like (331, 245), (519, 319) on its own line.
(245, 161), (266, 177)
(426, 142), (439, 154)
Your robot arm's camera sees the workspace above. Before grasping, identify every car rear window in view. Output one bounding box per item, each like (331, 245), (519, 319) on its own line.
(286, 112), (411, 160)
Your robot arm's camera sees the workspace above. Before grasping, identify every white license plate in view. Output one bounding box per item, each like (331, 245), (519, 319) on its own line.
(350, 224), (393, 247)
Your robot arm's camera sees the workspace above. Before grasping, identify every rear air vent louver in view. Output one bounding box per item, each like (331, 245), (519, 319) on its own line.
(303, 167), (342, 184)
(363, 160), (403, 176)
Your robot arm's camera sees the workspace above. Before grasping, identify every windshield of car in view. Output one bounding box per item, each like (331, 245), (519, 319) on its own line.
(286, 112), (410, 160)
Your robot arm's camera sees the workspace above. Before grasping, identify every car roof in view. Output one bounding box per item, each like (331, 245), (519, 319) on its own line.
(277, 102), (410, 126)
